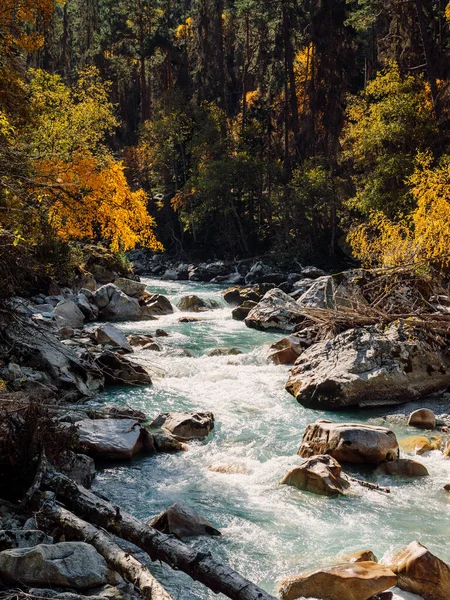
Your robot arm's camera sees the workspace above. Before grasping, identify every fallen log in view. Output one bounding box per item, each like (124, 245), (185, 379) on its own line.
(38, 501), (172, 600)
(40, 470), (276, 600)
(348, 476), (390, 494)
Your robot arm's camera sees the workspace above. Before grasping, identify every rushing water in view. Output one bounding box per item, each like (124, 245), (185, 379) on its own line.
(91, 278), (450, 600)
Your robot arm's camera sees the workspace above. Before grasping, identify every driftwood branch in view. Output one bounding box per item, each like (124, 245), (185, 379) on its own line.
(38, 501), (172, 600)
(348, 476), (390, 494)
(40, 470), (276, 600)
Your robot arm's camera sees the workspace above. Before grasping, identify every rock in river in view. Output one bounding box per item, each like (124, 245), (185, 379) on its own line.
(278, 561), (397, 600)
(388, 541), (450, 600)
(375, 458), (429, 477)
(298, 421), (399, 465)
(76, 418), (145, 459)
(150, 411), (214, 441)
(286, 324), (450, 409)
(280, 454), (350, 497)
(149, 502), (221, 539)
(0, 542), (117, 589)
(245, 288), (305, 333)
(408, 408), (437, 430)
(94, 351), (152, 386)
(93, 323), (132, 353)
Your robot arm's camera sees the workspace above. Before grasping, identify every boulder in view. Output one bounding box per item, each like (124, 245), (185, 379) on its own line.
(149, 503), (221, 539)
(286, 324), (450, 410)
(140, 293), (173, 316)
(268, 332), (314, 365)
(161, 264), (189, 280)
(388, 541), (450, 600)
(76, 419), (144, 459)
(342, 550), (378, 564)
(59, 451), (96, 487)
(280, 455), (350, 497)
(0, 530), (53, 551)
(301, 265), (328, 279)
(0, 542), (115, 589)
(127, 334), (155, 347)
(176, 294), (209, 312)
(296, 276), (334, 309)
(298, 421), (399, 465)
(189, 262), (229, 282)
(54, 300), (85, 329)
(232, 301), (257, 321)
(75, 294), (98, 322)
(113, 278), (146, 298)
(399, 436), (433, 455)
(207, 348), (242, 357)
(408, 409), (437, 430)
(73, 271), (97, 293)
(93, 324), (133, 353)
(245, 288), (305, 333)
(150, 411), (214, 441)
(375, 458), (429, 477)
(278, 561), (397, 600)
(94, 351), (152, 386)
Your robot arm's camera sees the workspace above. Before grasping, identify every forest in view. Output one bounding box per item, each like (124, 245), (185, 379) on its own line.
(2, 0), (450, 279)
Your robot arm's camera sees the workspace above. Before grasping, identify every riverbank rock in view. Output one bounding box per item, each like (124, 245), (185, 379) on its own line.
(76, 418), (144, 459)
(207, 348), (242, 357)
(286, 324), (450, 410)
(408, 409), (437, 430)
(93, 324), (132, 353)
(54, 299), (85, 329)
(388, 541), (450, 600)
(298, 421), (399, 464)
(176, 294), (209, 312)
(232, 300), (257, 320)
(94, 351), (152, 385)
(245, 289), (305, 333)
(150, 412), (214, 441)
(113, 278), (146, 298)
(375, 458), (429, 477)
(0, 530), (53, 551)
(59, 451), (96, 487)
(0, 542), (116, 589)
(140, 293), (173, 316)
(278, 561), (397, 600)
(399, 436), (434, 455)
(268, 331), (315, 365)
(149, 502), (221, 539)
(280, 455), (350, 497)
(342, 550), (378, 564)
(93, 285), (142, 321)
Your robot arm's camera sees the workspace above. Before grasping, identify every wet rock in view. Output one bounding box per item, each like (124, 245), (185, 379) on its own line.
(0, 530), (53, 551)
(150, 411), (214, 441)
(76, 418), (144, 460)
(388, 541), (450, 600)
(408, 409), (437, 430)
(0, 542), (117, 589)
(280, 455), (350, 497)
(178, 316), (202, 323)
(96, 285), (143, 321)
(176, 295), (209, 312)
(113, 278), (147, 298)
(232, 301), (257, 321)
(105, 405), (146, 422)
(245, 288), (305, 333)
(75, 294), (98, 322)
(149, 502), (221, 539)
(93, 324), (132, 353)
(94, 351), (152, 385)
(342, 550), (379, 564)
(141, 342), (161, 351)
(140, 293), (173, 316)
(267, 332), (315, 365)
(208, 463), (249, 474)
(161, 264), (189, 280)
(155, 329), (169, 337)
(127, 334), (155, 347)
(54, 300), (85, 329)
(59, 452), (96, 487)
(298, 421), (399, 465)
(399, 436), (433, 455)
(278, 561), (397, 600)
(207, 348), (242, 357)
(375, 458), (429, 477)
(148, 429), (187, 453)
(286, 324), (450, 410)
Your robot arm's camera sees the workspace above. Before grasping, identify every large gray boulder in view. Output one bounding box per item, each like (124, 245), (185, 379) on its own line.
(245, 288), (305, 333)
(113, 278), (147, 298)
(94, 351), (151, 385)
(286, 324), (450, 409)
(0, 542), (116, 589)
(150, 412), (214, 441)
(140, 293), (173, 317)
(93, 285), (143, 321)
(93, 324), (132, 353)
(76, 419), (144, 459)
(54, 299), (85, 329)
(280, 455), (350, 497)
(298, 421), (399, 465)
(149, 502), (221, 539)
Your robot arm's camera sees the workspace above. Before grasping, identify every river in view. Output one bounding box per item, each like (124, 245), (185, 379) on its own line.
(90, 278), (450, 599)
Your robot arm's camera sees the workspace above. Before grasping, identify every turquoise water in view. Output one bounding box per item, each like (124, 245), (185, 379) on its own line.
(92, 278), (450, 600)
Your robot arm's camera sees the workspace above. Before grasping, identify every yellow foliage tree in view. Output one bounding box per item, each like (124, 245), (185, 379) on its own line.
(348, 152), (450, 269)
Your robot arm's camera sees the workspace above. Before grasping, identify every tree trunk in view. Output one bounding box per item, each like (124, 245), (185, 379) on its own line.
(414, 0), (440, 120)
(40, 470), (276, 600)
(39, 501), (172, 600)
